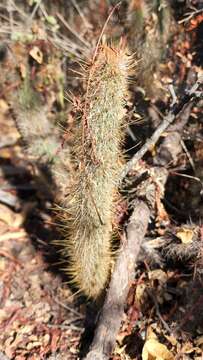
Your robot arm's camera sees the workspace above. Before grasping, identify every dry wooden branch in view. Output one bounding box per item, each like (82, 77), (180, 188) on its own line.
(120, 76), (203, 181)
(84, 200), (150, 360)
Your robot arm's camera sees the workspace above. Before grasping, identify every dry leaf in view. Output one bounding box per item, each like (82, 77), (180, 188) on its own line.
(135, 283), (147, 305)
(146, 326), (157, 340)
(181, 341), (199, 354)
(142, 339), (174, 360)
(29, 46), (43, 64)
(148, 269), (167, 284)
(0, 99), (9, 114)
(164, 335), (177, 347)
(0, 309), (10, 322)
(0, 230), (27, 242)
(0, 204), (23, 228)
(176, 228), (194, 244)
(0, 204), (15, 226)
(196, 335), (203, 346)
(27, 341), (42, 350)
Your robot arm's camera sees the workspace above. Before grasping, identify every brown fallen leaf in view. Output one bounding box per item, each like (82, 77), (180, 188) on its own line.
(135, 283), (147, 307)
(142, 338), (174, 360)
(148, 269), (168, 284)
(0, 204), (24, 228)
(0, 230), (27, 242)
(29, 46), (43, 64)
(0, 204), (15, 226)
(176, 228), (194, 244)
(0, 99), (9, 114)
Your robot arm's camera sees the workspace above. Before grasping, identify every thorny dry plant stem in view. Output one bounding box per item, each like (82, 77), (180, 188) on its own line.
(120, 76), (203, 181)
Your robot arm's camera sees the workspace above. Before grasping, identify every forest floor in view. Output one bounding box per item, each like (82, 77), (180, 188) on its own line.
(0, 1), (203, 359)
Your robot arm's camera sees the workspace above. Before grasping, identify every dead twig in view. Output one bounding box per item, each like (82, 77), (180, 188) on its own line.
(53, 296), (83, 318)
(56, 12), (90, 49)
(70, 0), (92, 30)
(179, 7), (203, 24)
(146, 288), (172, 334)
(120, 77), (203, 181)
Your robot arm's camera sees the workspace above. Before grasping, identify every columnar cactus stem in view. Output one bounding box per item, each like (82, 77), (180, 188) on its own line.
(16, 77), (59, 162)
(14, 77), (69, 193)
(128, 0), (172, 95)
(62, 43), (131, 298)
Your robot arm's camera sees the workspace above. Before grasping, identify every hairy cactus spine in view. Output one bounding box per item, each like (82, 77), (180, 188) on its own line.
(62, 43), (131, 298)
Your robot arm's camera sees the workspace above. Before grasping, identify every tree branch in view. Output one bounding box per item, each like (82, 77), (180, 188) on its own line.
(120, 76), (203, 181)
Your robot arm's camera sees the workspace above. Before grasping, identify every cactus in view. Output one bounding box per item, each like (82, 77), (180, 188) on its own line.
(16, 77), (59, 162)
(61, 43), (131, 298)
(13, 76), (70, 193)
(13, 43), (131, 299)
(127, 0), (172, 96)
